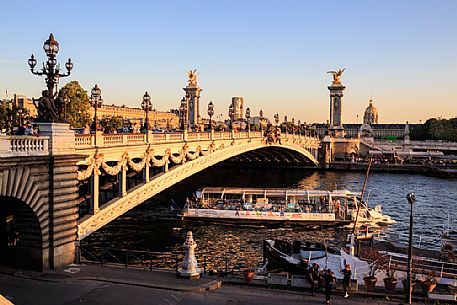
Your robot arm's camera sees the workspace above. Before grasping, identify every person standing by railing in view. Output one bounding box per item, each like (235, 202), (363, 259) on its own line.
(341, 263), (352, 298)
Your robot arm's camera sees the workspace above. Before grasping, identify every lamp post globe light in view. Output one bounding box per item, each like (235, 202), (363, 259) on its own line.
(141, 91), (152, 131)
(292, 117), (295, 137)
(17, 108), (23, 127)
(245, 107), (251, 131)
(228, 104), (234, 130)
(28, 33), (74, 122)
(274, 113), (279, 127)
(180, 97), (187, 131)
(298, 120), (301, 137)
(90, 84), (102, 132)
(207, 101), (214, 131)
(406, 192), (416, 304)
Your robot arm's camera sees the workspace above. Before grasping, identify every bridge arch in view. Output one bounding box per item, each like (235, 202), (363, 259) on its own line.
(78, 140), (319, 238)
(0, 196), (43, 270)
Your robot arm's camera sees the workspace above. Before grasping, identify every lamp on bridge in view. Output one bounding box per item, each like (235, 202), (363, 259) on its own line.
(259, 109), (264, 134)
(179, 97), (187, 131)
(90, 84), (102, 132)
(228, 104), (234, 130)
(141, 91), (152, 131)
(406, 192), (416, 304)
(245, 107), (251, 131)
(17, 108), (23, 127)
(291, 117), (295, 138)
(298, 120), (301, 138)
(274, 113), (279, 129)
(28, 33), (74, 122)
(207, 101), (214, 131)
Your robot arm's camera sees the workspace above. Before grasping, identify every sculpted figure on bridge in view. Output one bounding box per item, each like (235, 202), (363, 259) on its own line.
(327, 68), (346, 84)
(187, 69), (198, 87)
(33, 90), (59, 122)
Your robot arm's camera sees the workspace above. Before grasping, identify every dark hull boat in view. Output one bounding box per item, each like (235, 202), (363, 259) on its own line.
(262, 239), (331, 275)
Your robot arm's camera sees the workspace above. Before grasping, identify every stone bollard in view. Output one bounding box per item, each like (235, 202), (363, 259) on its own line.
(178, 231), (201, 279)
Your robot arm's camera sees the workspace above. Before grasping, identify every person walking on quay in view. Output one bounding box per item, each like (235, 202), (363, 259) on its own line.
(323, 268), (336, 304)
(341, 263), (352, 298)
(306, 263), (319, 296)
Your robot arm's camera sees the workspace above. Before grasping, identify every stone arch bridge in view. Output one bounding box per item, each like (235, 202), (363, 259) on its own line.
(0, 125), (320, 270)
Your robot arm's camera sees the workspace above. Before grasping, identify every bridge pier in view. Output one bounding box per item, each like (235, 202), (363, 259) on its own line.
(143, 161), (150, 183)
(118, 165), (127, 197)
(90, 173), (100, 215)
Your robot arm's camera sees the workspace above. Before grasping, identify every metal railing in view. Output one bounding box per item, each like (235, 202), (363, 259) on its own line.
(78, 246), (249, 276)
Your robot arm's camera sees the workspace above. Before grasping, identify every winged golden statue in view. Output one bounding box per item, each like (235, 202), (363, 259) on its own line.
(187, 69), (198, 87)
(327, 68), (346, 84)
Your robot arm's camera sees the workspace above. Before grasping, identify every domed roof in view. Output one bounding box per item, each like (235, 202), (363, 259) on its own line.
(363, 99), (379, 124)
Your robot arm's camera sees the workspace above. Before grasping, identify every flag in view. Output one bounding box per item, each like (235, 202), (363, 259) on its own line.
(170, 198), (180, 212)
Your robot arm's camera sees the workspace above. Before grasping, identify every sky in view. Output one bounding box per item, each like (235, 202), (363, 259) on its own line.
(1, 0), (456, 123)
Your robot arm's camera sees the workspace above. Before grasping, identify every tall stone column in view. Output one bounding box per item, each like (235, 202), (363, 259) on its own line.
(327, 69), (346, 138)
(183, 69), (203, 130)
(183, 86), (202, 130)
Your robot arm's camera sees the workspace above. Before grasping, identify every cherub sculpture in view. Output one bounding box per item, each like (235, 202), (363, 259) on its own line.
(327, 68), (346, 84)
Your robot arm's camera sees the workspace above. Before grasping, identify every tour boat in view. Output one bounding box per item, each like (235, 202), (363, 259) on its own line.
(178, 187), (394, 227)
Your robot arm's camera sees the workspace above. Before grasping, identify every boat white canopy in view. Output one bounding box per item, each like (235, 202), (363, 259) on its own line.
(200, 187), (361, 198)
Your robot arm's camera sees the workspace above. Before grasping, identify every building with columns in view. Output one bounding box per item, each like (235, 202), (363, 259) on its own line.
(88, 104), (179, 130)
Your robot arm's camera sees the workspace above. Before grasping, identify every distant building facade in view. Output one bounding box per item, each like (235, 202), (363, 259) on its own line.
(231, 97), (244, 120)
(88, 104), (179, 129)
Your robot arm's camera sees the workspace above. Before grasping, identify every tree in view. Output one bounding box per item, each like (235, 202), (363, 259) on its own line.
(59, 81), (91, 128)
(100, 115), (123, 131)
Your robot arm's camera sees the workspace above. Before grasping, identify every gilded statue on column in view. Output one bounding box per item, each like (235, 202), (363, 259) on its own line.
(327, 68), (345, 85)
(187, 69), (198, 87)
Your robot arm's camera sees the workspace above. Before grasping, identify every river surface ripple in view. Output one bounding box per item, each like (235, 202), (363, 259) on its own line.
(81, 167), (457, 268)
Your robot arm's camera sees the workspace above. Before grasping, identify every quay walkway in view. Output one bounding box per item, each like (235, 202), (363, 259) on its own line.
(0, 264), (440, 305)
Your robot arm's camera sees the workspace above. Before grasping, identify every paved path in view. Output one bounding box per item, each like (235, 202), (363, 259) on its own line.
(0, 264), (430, 305)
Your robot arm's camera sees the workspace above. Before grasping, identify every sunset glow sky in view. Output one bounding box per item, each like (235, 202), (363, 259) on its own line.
(1, 0), (456, 123)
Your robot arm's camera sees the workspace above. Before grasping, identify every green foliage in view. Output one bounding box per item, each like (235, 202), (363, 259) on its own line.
(100, 116), (123, 130)
(0, 104), (29, 133)
(60, 81), (91, 128)
(424, 117), (457, 141)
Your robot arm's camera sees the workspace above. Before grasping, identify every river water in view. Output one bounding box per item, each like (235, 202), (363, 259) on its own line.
(81, 167), (457, 269)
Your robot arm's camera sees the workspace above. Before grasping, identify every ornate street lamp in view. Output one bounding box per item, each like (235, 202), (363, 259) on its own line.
(28, 33), (74, 122)
(259, 109), (264, 133)
(180, 97), (187, 130)
(298, 120), (301, 137)
(292, 117), (295, 137)
(207, 101), (214, 131)
(90, 84), (102, 132)
(406, 192), (416, 304)
(17, 109), (23, 127)
(245, 107), (251, 131)
(228, 104), (234, 130)
(141, 91), (152, 131)
(274, 113), (279, 128)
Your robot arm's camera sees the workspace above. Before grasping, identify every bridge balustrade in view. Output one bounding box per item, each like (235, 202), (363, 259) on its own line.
(0, 135), (49, 156)
(75, 134), (93, 148)
(167, 133), (184, 142)
(103, 134), (124, 146)
(126, 134), (146, 144)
